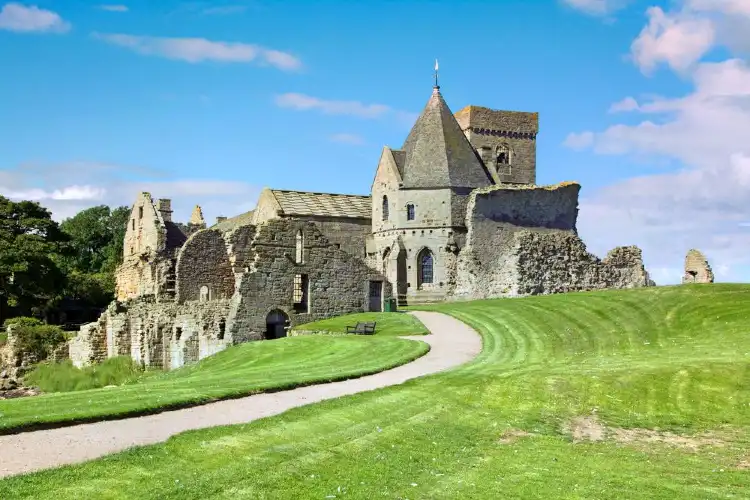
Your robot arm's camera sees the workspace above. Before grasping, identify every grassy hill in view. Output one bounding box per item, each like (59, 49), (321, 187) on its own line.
(0, 333), (428, 433)
(2, 284), (748, 499)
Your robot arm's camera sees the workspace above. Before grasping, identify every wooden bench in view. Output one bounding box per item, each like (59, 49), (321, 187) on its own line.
(345, 321), (377, 335)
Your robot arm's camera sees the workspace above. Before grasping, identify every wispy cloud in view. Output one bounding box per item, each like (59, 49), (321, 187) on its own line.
(92, 33), (302, 70)
(0, 2), (70, 33)
(561, 0), (630, 17)
(274, 93), (414, 122)
(98, 4), (129, 12)
(0, 161), (262, 224)
(203, 5), (247, 15)
(329, 133), (365, 145)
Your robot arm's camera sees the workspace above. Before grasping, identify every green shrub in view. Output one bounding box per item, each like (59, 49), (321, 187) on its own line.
(0, 332), (6, 347)
(2, 316), (43, 329)
(11, 324), (67, 361)
(24, 356), (145, 393)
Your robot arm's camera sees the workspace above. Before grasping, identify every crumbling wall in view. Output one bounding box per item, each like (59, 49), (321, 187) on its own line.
(70, 298), (232, 370)
(175, 229), (235, 303)
(228, 218), (392, 341)
(452, 182), (650, 299)
(682, 249), (714, 284)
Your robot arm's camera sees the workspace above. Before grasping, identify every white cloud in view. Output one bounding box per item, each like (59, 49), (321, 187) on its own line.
(98, 4), (128, 12)
(92, 33), (301, 70)
(608, 96), (640, 112)
(563, 131), (594, 150)
(0, 162), (262, 224)
(329, 133), (365, 145)
(630, 6), (715, 74)
(567, 1), (750, 283)
(275, 93), (391, 118)
(0, 2), (70, 33)
(274, 93), (418, 126)
(203, 5), (247, 15)
(561, 0), (629, 16)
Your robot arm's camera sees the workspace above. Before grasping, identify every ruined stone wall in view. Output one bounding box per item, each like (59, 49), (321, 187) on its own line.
(117, 193), (169, 300)
(228, 219), (392, 342)
(451, 183), (650, 299)
(292, 216), (370, 259)
(682, 249), (714, 284)
(71, 298), (232, 370)
(175, 229), (235, 303)
(470, 182), (579, 231)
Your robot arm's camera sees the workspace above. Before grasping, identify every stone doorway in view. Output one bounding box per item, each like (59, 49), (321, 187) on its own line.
(265, 309), (290, 340)
(369, 281), (383, 312)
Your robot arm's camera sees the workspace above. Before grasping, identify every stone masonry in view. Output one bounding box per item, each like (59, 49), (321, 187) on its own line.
(682, 249), (714, 284)
(69, 79), (651, 370)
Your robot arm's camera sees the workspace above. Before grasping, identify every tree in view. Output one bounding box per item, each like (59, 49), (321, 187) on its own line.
(0, 196), (68, 325)
(59, 205), (130, 276)
(57, 205), (130, 308)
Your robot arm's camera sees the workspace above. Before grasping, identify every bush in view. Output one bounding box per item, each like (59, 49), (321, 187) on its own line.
(2, 316), (43, 329)
(11, 324), (67, 362)
(24, 356), (145, 393)
(0, 332), (6, 347)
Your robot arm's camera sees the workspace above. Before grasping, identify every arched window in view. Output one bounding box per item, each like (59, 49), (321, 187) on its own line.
(417, 248), (434, 287)
(406, 204), (415, 221)
(382, 195), (389, 221)
(295, 230), (304, 263)
(199, 285), (210, 302)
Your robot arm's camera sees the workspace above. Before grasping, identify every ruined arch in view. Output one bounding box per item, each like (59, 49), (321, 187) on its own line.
(265, 309), (290, 340)
(382, 247), (391, 277)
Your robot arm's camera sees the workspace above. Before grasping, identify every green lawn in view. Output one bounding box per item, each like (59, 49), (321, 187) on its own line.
(292, 311), (429, 336)
(0, 334), (429, 433)
(2, 284), (749, 499)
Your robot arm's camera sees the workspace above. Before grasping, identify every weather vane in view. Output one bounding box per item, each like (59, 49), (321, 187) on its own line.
(434, 59), (439, 89)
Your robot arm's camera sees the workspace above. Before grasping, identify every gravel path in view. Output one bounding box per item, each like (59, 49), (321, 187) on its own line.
(0, 311), (481, 478)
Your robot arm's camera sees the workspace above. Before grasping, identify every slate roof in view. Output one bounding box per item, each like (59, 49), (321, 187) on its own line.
(401, 87), (493, 189)
(270, 189), (371, 219)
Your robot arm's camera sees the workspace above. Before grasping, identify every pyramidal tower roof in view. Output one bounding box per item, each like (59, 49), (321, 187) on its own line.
(400, 85), (493, 189)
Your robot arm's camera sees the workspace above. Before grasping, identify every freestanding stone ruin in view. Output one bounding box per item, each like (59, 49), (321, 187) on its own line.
(682, 249), (714, 284)
(68, 79), (653, 370)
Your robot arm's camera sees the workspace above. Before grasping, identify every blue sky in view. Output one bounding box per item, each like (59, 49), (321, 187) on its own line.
(1, 0), (749, 284)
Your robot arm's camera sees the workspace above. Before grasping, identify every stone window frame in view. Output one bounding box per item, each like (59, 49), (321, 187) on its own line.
(382, 195), (389, 221)
(199, 285), (210, 302)
(138, 206), (143, 219)
(295, 229), (304, 264)
(496, 144), (513, 176)
(406, 203), (415, 221)
(293, 273), (310, 313)
(417, 247), (434, 288)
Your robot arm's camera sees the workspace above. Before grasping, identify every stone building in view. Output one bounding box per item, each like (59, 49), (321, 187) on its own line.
(682, 249), (714, 284)
(69, 80), (651, 369)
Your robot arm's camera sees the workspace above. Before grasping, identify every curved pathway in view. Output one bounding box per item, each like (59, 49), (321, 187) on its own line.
(0, 311), (481, 478)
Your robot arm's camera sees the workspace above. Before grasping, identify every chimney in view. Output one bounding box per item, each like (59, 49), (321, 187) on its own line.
(216, 216), (227, 224)
(155, 199), (172, 222)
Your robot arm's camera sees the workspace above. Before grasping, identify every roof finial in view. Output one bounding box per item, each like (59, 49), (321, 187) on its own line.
(434, 59), (440, 90)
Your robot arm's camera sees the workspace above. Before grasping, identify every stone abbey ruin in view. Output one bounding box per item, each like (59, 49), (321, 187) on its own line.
(69, 83), (654, 370)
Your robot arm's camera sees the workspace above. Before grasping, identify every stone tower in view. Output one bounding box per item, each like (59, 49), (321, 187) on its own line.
(370, 82), (494, 304)
(682, 249), (714, 284)
(454, 106), (539, 185)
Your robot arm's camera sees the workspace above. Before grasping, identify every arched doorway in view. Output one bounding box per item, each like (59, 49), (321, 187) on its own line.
(265, 309), (290, 340)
